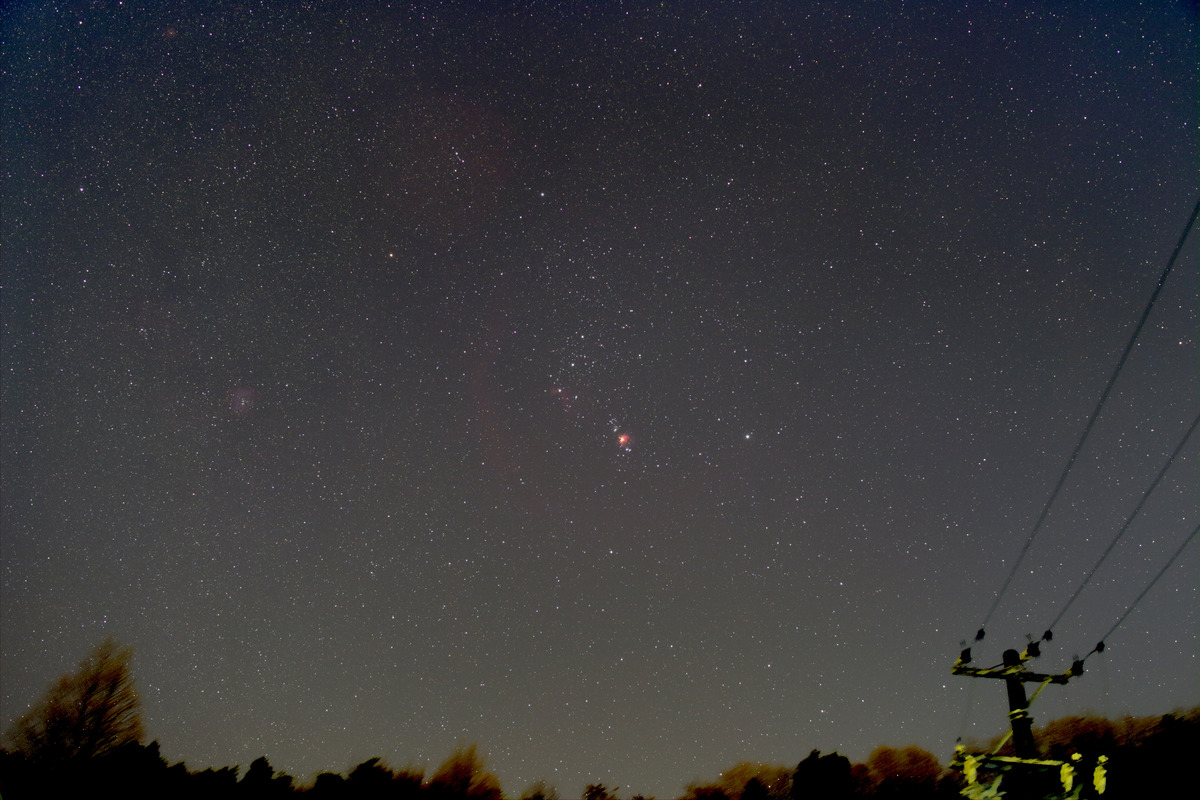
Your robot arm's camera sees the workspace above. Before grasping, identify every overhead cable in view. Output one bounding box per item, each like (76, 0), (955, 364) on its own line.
(1042, 409), (1200, 639)
(1084, 520), (1200, 660)
(976, 197), (1200, 638)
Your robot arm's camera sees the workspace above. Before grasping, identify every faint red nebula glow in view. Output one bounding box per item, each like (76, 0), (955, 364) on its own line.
(228, 387), (258, 418)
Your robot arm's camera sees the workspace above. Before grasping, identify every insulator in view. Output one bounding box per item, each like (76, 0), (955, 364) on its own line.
(1096, 641), (1105, 653)
(975, 628), (986, 642)
(1026, 641), (1041, 658)
(959, 647), (972, 664)
(1042, 629), (1053, 641)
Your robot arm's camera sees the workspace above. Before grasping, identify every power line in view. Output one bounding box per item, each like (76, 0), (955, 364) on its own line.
(1042, 410), (1200, 639)
(976, 197), (1200, 639)
(1084, 521), (1200, 660)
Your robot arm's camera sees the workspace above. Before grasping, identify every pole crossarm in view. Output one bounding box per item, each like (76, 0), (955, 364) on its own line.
(951, 661), (1081, 685)
(953, 752), (1077, 773)
(951, 646), (1085, 764)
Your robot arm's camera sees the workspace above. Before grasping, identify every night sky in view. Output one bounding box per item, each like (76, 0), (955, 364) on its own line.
(2, 1), (1197, 796)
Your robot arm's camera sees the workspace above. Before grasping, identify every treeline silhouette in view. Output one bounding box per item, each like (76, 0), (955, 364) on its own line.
(2, 639), (1196, 799)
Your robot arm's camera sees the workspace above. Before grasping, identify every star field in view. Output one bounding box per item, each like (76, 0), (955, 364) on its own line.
(2, 2), (1197, 797)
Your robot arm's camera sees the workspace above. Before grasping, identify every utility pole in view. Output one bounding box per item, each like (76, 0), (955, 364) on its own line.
(953, 645), (1080, 757)
(1001, 648), (1038, 759)
(950, 643), (1095, 799)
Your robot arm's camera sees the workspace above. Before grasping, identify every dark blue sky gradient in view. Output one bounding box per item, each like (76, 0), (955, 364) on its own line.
(2, 2), (1197, 796)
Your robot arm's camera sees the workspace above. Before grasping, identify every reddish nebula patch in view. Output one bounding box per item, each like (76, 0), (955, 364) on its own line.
(228, 387), (258, 419)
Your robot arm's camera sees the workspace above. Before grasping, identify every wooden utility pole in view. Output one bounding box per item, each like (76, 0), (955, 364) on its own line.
(1002, 647), (1045, 758)
(952, 644), (1082, 753)
(950, 644), (1091, 799)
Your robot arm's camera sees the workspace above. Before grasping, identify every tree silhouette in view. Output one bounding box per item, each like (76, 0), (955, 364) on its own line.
(583, 783), (617, 800)
(310, 771), (349, 799)
(394, 765), (426, 800)
(343, 756), (424, 800)
(3, 637), (144, 764)
(520, 778), (560, 800)
(347, 757), (395, 798)
(862, 745), (942, 800)
(240, 754), (294, 798)
(740, 777), (769, 800)
(243, 755), (276, 788)
(791, 750), (852, 800)
(191, 765), (241, 797)
(717, 761), (792, 800)
(427, 744), (503, 800)
(679, 781), (729, 800)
